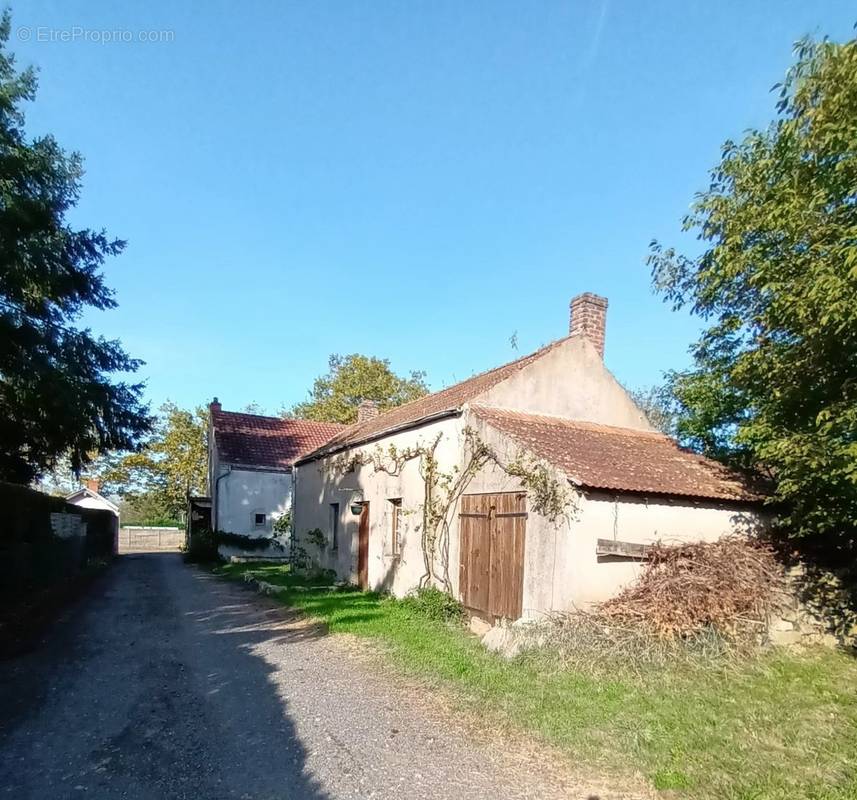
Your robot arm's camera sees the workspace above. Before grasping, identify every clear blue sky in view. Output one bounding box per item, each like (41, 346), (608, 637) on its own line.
(12, 2), (856, 415)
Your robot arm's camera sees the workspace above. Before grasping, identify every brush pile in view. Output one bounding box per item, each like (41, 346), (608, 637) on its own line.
(599, 536), (783, 638)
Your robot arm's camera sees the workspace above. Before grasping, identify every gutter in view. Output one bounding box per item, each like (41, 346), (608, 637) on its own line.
(212, 465), (231, 532)
(294, 408), (462, 466)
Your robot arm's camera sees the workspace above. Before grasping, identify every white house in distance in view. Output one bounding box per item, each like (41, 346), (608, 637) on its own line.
(207, 401), (343, 538)
(294, 293), (766, 622)
(66, 478), (120, 519)
(66, 479), (121, 552)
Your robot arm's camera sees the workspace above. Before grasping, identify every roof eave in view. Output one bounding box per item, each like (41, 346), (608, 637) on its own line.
(65, 488), (120, 513)
(572, 480), (766, 507)
(221, 462), (294, 474)
(295, 408), (463, 466)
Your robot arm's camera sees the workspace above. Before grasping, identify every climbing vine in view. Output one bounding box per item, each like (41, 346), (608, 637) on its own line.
(505, 454), (572, 524)
(327, 427), (575, 591)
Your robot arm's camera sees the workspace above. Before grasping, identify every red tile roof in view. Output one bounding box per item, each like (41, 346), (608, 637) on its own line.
(212, 410), (345, 471)
(470, 406), (764, 503)
(299, 338), (570, 461)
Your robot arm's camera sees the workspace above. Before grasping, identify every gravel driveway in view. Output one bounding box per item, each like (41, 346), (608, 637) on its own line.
(0, 554), (645, 800)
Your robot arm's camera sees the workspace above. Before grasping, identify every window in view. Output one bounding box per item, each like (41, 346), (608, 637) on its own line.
(254, 513), (266, 527)
(389, 498), (403, 556)
(330, 503), (339, 550)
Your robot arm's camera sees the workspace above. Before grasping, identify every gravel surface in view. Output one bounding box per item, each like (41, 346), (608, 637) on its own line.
(0, 554), (649, 800)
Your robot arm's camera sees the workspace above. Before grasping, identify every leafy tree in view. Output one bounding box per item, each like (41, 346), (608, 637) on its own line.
(0, 13), (151, 483)
(648, 34), (857, 580)
(33, 451), (116, 497)
(291, 354), (429, 424)
(104, 402), (207, 520)
(117, 496), (180, 528)
(628, 385), (677, 436)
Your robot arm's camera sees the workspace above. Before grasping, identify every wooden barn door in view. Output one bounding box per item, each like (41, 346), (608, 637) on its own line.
(357, 502), (370, 589)
(459, 492), (526, 620)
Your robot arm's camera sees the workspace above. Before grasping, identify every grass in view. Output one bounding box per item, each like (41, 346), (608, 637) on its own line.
(214, 562), (857, 800)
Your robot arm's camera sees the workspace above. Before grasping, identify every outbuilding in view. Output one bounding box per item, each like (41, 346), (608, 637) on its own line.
(294, 293), (765, 621)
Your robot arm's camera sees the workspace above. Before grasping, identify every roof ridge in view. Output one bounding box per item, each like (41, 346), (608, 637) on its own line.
(347, 337), (569, 428)
(469, 405), (667, 439)
(214, 409), (283, 422)
(214, 409), (346, 429)
(297, 336), (572, 460)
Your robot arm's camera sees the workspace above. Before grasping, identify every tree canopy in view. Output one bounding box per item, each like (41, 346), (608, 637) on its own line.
(0, 13), (151, 483)
(628, 385), (677, 436)
(649, 33), (857, 578)
(103, 402), (208, 521)
(291, 353), (429, 424)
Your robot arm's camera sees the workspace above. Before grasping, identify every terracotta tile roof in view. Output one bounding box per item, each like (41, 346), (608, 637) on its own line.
(298, 338), (571, 461)
(470, 406), (765, 503)
(212, 410), (345, 471)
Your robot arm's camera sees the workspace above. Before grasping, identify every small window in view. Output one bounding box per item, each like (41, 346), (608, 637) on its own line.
(254, 513), (266, 527)
(330, 503), (339, 550)
(389, 498), (403, 556)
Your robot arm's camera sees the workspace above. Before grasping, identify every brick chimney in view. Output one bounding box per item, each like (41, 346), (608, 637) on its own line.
(357, 399), (379, 423)
(85, 478), (100, 494)
(569, 293), (608, 358)
(210, 397), (222, 414)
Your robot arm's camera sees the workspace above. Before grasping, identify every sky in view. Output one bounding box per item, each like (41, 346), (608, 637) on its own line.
(11, 1), (857, 416)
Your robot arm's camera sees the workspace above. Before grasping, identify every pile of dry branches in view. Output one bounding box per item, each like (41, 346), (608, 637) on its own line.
(598, 536), (783, 639)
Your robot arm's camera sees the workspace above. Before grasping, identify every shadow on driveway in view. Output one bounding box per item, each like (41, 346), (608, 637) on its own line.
(0, 552), (333, 800)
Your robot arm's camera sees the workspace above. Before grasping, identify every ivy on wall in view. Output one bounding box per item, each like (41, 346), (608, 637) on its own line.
(326, 427), (576, 591)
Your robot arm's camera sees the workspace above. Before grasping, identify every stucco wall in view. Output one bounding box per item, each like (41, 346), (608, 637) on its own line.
(525, 490), (766, 617)
(475, 336), (653, 431)
(214, 467), (293, 537)
(294, 416), (466, 595)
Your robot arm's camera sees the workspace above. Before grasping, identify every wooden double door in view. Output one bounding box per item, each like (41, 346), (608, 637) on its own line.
(458, 492), (527, 620)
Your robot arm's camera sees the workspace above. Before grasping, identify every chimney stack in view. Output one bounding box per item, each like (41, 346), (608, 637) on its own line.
(210, 397), (222, 414)
(569, 293), (608, 358)
(357, 399), (379, 423)
(85, 478), (100, 494)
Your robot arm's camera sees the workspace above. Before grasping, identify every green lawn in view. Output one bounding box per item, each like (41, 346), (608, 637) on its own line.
(215, 562), (857, 800)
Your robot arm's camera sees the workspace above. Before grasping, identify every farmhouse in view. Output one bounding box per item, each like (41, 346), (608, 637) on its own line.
(293, 293), (765, 621)
(207, 402), (343, 539)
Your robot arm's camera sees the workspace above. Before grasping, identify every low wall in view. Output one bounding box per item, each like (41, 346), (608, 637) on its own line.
(119, 526), (184, 553)
(0, 481), (117, 598)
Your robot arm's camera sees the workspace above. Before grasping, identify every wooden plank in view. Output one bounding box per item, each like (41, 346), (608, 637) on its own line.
(487, 492), (526, 620)
(358, 502), (370, 588)
(596, 538), (652, 560)
(459, 494), (490, 615)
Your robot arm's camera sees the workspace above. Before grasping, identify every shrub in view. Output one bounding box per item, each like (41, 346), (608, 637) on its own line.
(401, 586), (464, 623)
(183, 528), (220, 564)
(216, 530), (285, 551)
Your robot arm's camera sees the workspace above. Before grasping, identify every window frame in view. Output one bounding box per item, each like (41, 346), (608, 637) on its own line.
(254, 512), (266, 528)
(330, 502), (340, 551)
(389, 498), (403, 557)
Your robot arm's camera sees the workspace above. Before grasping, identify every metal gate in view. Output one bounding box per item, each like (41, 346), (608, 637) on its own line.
(458, 492), (526, 620)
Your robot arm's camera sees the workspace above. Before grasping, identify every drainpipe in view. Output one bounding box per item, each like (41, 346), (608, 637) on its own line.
(213, 466), (231, 532)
